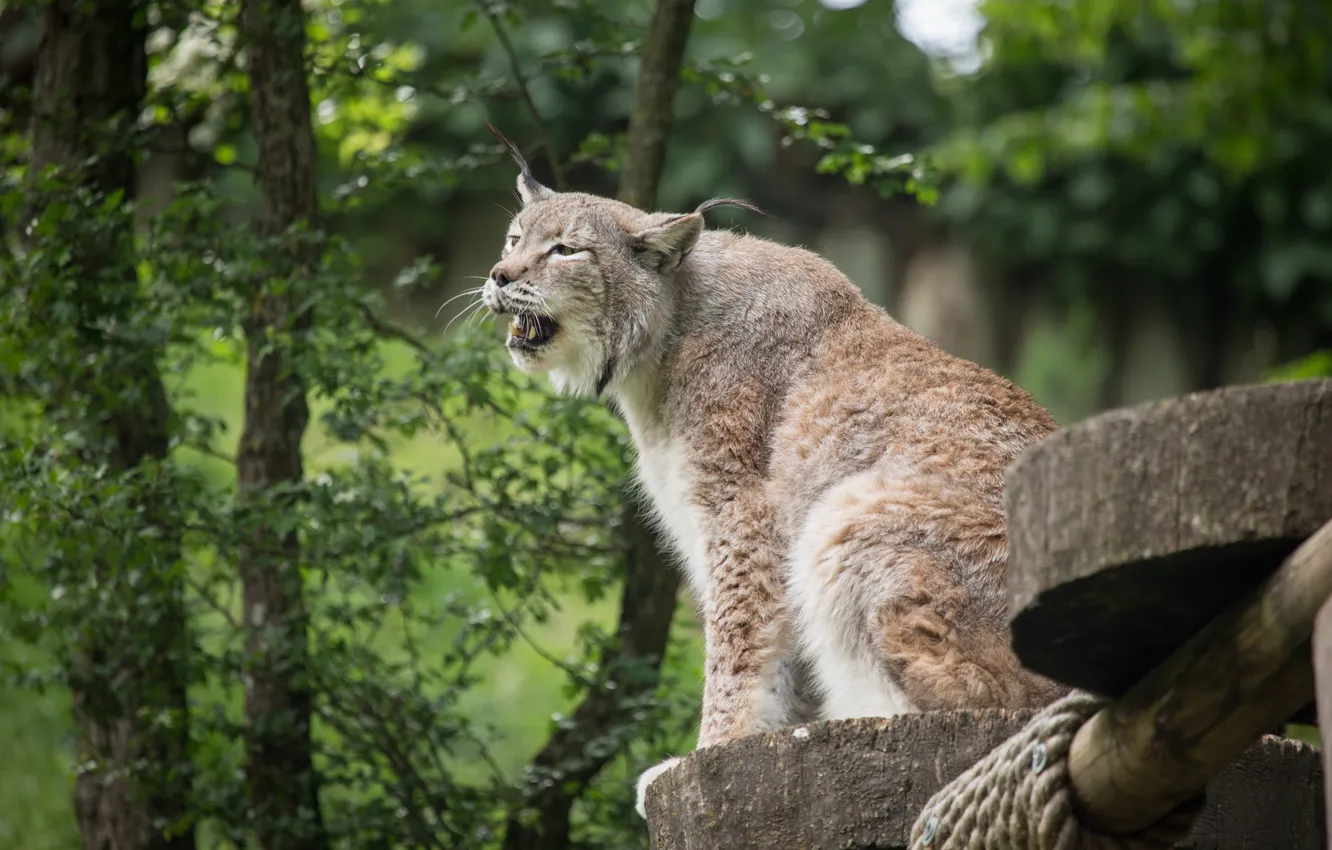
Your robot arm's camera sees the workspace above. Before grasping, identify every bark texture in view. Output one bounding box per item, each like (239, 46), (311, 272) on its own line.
(28, 1), (193, 848)
(616, 0), (697, 211)
(1004, 378), (1332, 696)
(236, 0), (326, 846)
(645, 712), (1324, 850)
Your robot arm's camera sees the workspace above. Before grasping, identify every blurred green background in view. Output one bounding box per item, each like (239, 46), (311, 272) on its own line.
(2, 0), (1331, 846)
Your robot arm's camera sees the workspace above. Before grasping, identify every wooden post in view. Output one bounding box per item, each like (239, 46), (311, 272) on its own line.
(1005, 379), (1332, 699)
(642, 710), (1324, 850)
(1001, 380), (1332, 837)
(1313, 596), (1332, 848)
(1066, 515), (1332, 834)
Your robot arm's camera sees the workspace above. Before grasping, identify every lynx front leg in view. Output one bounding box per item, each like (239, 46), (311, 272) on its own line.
(635, 490), (790, 819)
(697, 491), (789, 746)
(636, 384), (791, 819)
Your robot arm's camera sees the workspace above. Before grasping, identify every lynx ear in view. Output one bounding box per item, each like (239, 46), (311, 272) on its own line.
(485, 121), (553, 205)
(632, 213), (702, 272)
(515, 170), (553, 205)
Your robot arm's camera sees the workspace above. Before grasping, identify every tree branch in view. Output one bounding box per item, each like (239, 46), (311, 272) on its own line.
(501, 510), (681, 850)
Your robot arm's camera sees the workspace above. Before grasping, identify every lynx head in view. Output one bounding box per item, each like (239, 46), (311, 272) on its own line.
(480, 125), (761, 397)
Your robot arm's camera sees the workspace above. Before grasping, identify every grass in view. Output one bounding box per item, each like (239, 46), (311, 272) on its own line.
(0, 636), (74, 850)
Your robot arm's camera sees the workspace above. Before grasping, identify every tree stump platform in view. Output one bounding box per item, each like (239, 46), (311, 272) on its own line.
(1004, 378), (1332, 698)
(644, 711), (1324, 850)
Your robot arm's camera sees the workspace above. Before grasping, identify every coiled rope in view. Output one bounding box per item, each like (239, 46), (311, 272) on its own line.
(908, 691), (1206, 850)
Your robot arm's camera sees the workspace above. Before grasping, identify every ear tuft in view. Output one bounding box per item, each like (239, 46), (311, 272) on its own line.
(485, 121), (554, 205)
(634, 213), (703, 272)
(694, 197), (769, 218)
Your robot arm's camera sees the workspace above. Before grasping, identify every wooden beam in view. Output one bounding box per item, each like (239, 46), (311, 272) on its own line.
(1312, 595), (1332, 846)
(1068, 514), (1332, 834)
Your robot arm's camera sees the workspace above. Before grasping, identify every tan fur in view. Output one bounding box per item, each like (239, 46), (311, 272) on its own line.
(477, 137), (1068, 815)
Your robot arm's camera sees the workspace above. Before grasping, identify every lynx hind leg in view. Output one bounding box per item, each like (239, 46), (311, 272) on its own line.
(789, 474), (1065, 720)
(787, 479), (916, 721)
(872, 562), (1068, 711)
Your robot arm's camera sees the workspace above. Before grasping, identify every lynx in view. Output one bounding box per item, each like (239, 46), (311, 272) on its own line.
(478, 131), (1068, 818)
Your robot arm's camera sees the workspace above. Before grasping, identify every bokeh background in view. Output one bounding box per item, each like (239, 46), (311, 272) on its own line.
(2, 0), (1330, 847)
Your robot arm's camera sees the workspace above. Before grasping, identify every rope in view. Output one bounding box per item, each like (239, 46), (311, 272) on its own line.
(907, 691), (1205, 850)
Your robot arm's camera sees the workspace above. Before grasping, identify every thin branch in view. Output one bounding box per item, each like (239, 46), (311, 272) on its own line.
(356, 301), (432, 355)
(486, 583), (594, 686)
(473, 0), (567, 190)
(311, 701), (458, 848)
(396, 596), (512, 787)
(146, 144), (258, 173)
(178, 438), (240, 466)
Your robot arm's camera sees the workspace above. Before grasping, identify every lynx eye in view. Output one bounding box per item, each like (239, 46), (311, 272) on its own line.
(506, 235), (519, 248)
(551, 243), (579, 256)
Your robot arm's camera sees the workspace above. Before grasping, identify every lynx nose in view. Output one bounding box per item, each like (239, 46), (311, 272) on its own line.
(490, 264), (523, 288)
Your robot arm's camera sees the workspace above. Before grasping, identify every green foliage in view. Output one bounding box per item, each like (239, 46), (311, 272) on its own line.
(7, 0), (1332, 846)
(2, 1), (717, 845)
(943, 0), (1332, 179)
(1269, 350), (1332, 383)
(877, 0), (1332, 412)
(2, 154), (696, 842)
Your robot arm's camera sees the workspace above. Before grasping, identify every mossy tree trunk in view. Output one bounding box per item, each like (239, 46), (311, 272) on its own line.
(28, 1), (194, 847)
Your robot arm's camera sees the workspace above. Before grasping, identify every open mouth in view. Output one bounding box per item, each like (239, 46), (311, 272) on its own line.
(507, 313), (560, 351)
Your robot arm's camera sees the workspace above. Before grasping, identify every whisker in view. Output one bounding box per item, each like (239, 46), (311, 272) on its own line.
(517, 291), (553, 318)
(467, 302), (492, 330)
(506, 286), (552, 318)
(435, 286), (483, 320)
(443, 297), (483, 335)
(471, 303), (496, 331)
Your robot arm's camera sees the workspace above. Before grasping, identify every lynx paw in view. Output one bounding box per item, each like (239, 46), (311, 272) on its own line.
(634, 756), (682, 819)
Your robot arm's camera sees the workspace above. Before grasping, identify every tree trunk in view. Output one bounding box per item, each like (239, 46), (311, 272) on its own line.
(616, 0), (697, 211)
(500, 516), (682, 850)
(28, 1), (193, 848)
(501, 2), (695, 847)
(236, 0), (326, 847)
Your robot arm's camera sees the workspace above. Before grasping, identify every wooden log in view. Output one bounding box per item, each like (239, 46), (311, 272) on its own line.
(643, 711), (1324, 850)
(1005, 378), (1332, 697)
(1312, 596), (1332, 844)
(1067, 515), (1332, 834)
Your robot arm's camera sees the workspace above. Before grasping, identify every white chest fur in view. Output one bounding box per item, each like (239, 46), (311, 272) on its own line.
(633, 437), (711, 609)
